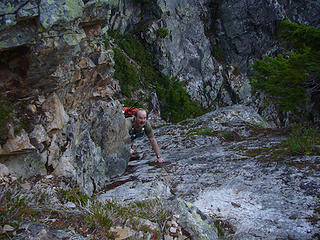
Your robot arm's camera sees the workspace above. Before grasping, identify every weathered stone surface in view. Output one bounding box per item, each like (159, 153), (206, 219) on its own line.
(0, 4), (319, 240)
(15, 222), (88, 240)
(22, 98), (129, 196)
(82, 0), (119, 25)
(0, 20), (37, 50)
(17, 0), (38, 20)
(170, 198), (219, 240)
(39, 0), (84, 30)
(0, 0), (129, 197)
(2, 152), (46, 178)
(148, 91), (161, 118)
(0, 0), (28, 15)
(53, 144), (76, 178)
(0, 163), (9, 178)
(135, 0), (320, 124)
(29, 124), (49, 146)
(142, 0), (222, 108)
(97, 105), (320, 239)
(108, 0), (141, 34)
(0, 0), (38, 50)
(2, 129), (35, 155)
(109, 227), (133, 240)
(42, 93), (69, 133)
(2, 224), (15, 233)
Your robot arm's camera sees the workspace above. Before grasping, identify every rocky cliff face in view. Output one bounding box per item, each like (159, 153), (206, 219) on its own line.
(139, 0), (320, 123)
(1, 0), (319, 193)
(3, 105), (319, 240)
(0, 0), (132, 196)
(1, 1), (319, 239)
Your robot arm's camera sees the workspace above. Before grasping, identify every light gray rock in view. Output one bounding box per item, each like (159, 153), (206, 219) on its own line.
(2, 152), (46, 178)
(97, 105), (320, 239)
(15, 222), (89, 240)
(39, 0), (84, 30)
(2, 129), (36, 155)
(62, 100), (130, 196)
(170, 198), (219, 240)
(0, 163), (9, 178)
(29, 124), (49, 146)
(53, 143), (77, 178)
(42, 93), (69, 133)
(142, 0), (223, 108)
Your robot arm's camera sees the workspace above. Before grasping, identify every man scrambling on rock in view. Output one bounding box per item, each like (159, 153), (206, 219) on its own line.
(125, 108), (164, 163)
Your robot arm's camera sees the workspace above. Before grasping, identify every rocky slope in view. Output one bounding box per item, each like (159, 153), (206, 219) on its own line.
(2, 105), (319, 239)
(0, 0), (320, 238)
(140, 0), (320, 122)
(98, 105), (320, 239)
(1, 0), (319, 194)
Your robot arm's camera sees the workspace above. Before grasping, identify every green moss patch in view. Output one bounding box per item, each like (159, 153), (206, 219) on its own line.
(156, 28), (169, 38)
(0, 93), (14, 143)
(186, 128), (217, 137)
(282, 123), (320, 155)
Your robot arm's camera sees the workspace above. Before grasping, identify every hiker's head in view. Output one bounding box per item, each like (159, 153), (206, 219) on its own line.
(134, 109), (147, 129)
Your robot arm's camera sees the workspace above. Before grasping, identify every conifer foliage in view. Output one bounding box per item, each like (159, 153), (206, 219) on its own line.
(250, 20), (320, 113)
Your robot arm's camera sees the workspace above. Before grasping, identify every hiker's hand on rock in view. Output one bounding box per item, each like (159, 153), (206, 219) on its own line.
(155, 157), (164, 163)
(130, 148), (134, 155)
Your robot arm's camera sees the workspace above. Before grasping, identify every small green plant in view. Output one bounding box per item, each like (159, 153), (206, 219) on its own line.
(156, 77), (207, 123)
(186, 128), (215, 137)
(212, 45), (225, 63)
(0, 93), (14, 143)
(220, 130), (243, 141)
(58, 187), (92, 206)
(80, 198), (169, 238)
(245, 147), (270, 157)
(127, 199), (169, 223)
(214, 221), (226, 239)
(84, 201), (113, 231)
(220, 131), (233, 139)
(0, 94), (32, 144)
(107, 29), (122, 39)
(179, 119), (194, 126)
(156, 28), (169, 39)
(37, 192), (49, 205)
(0, 183), (39, 237)
(282, 122), (320, 155)
(0, 181), (173, 239)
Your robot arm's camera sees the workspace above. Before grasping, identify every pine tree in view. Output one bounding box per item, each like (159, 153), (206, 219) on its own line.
(250, 20), (320, 113)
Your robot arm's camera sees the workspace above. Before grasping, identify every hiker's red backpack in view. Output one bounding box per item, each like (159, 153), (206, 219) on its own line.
(123, 106), (139, 118)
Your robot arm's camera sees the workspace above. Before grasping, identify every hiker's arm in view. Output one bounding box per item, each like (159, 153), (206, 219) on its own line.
(149, 137), (164, 163)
